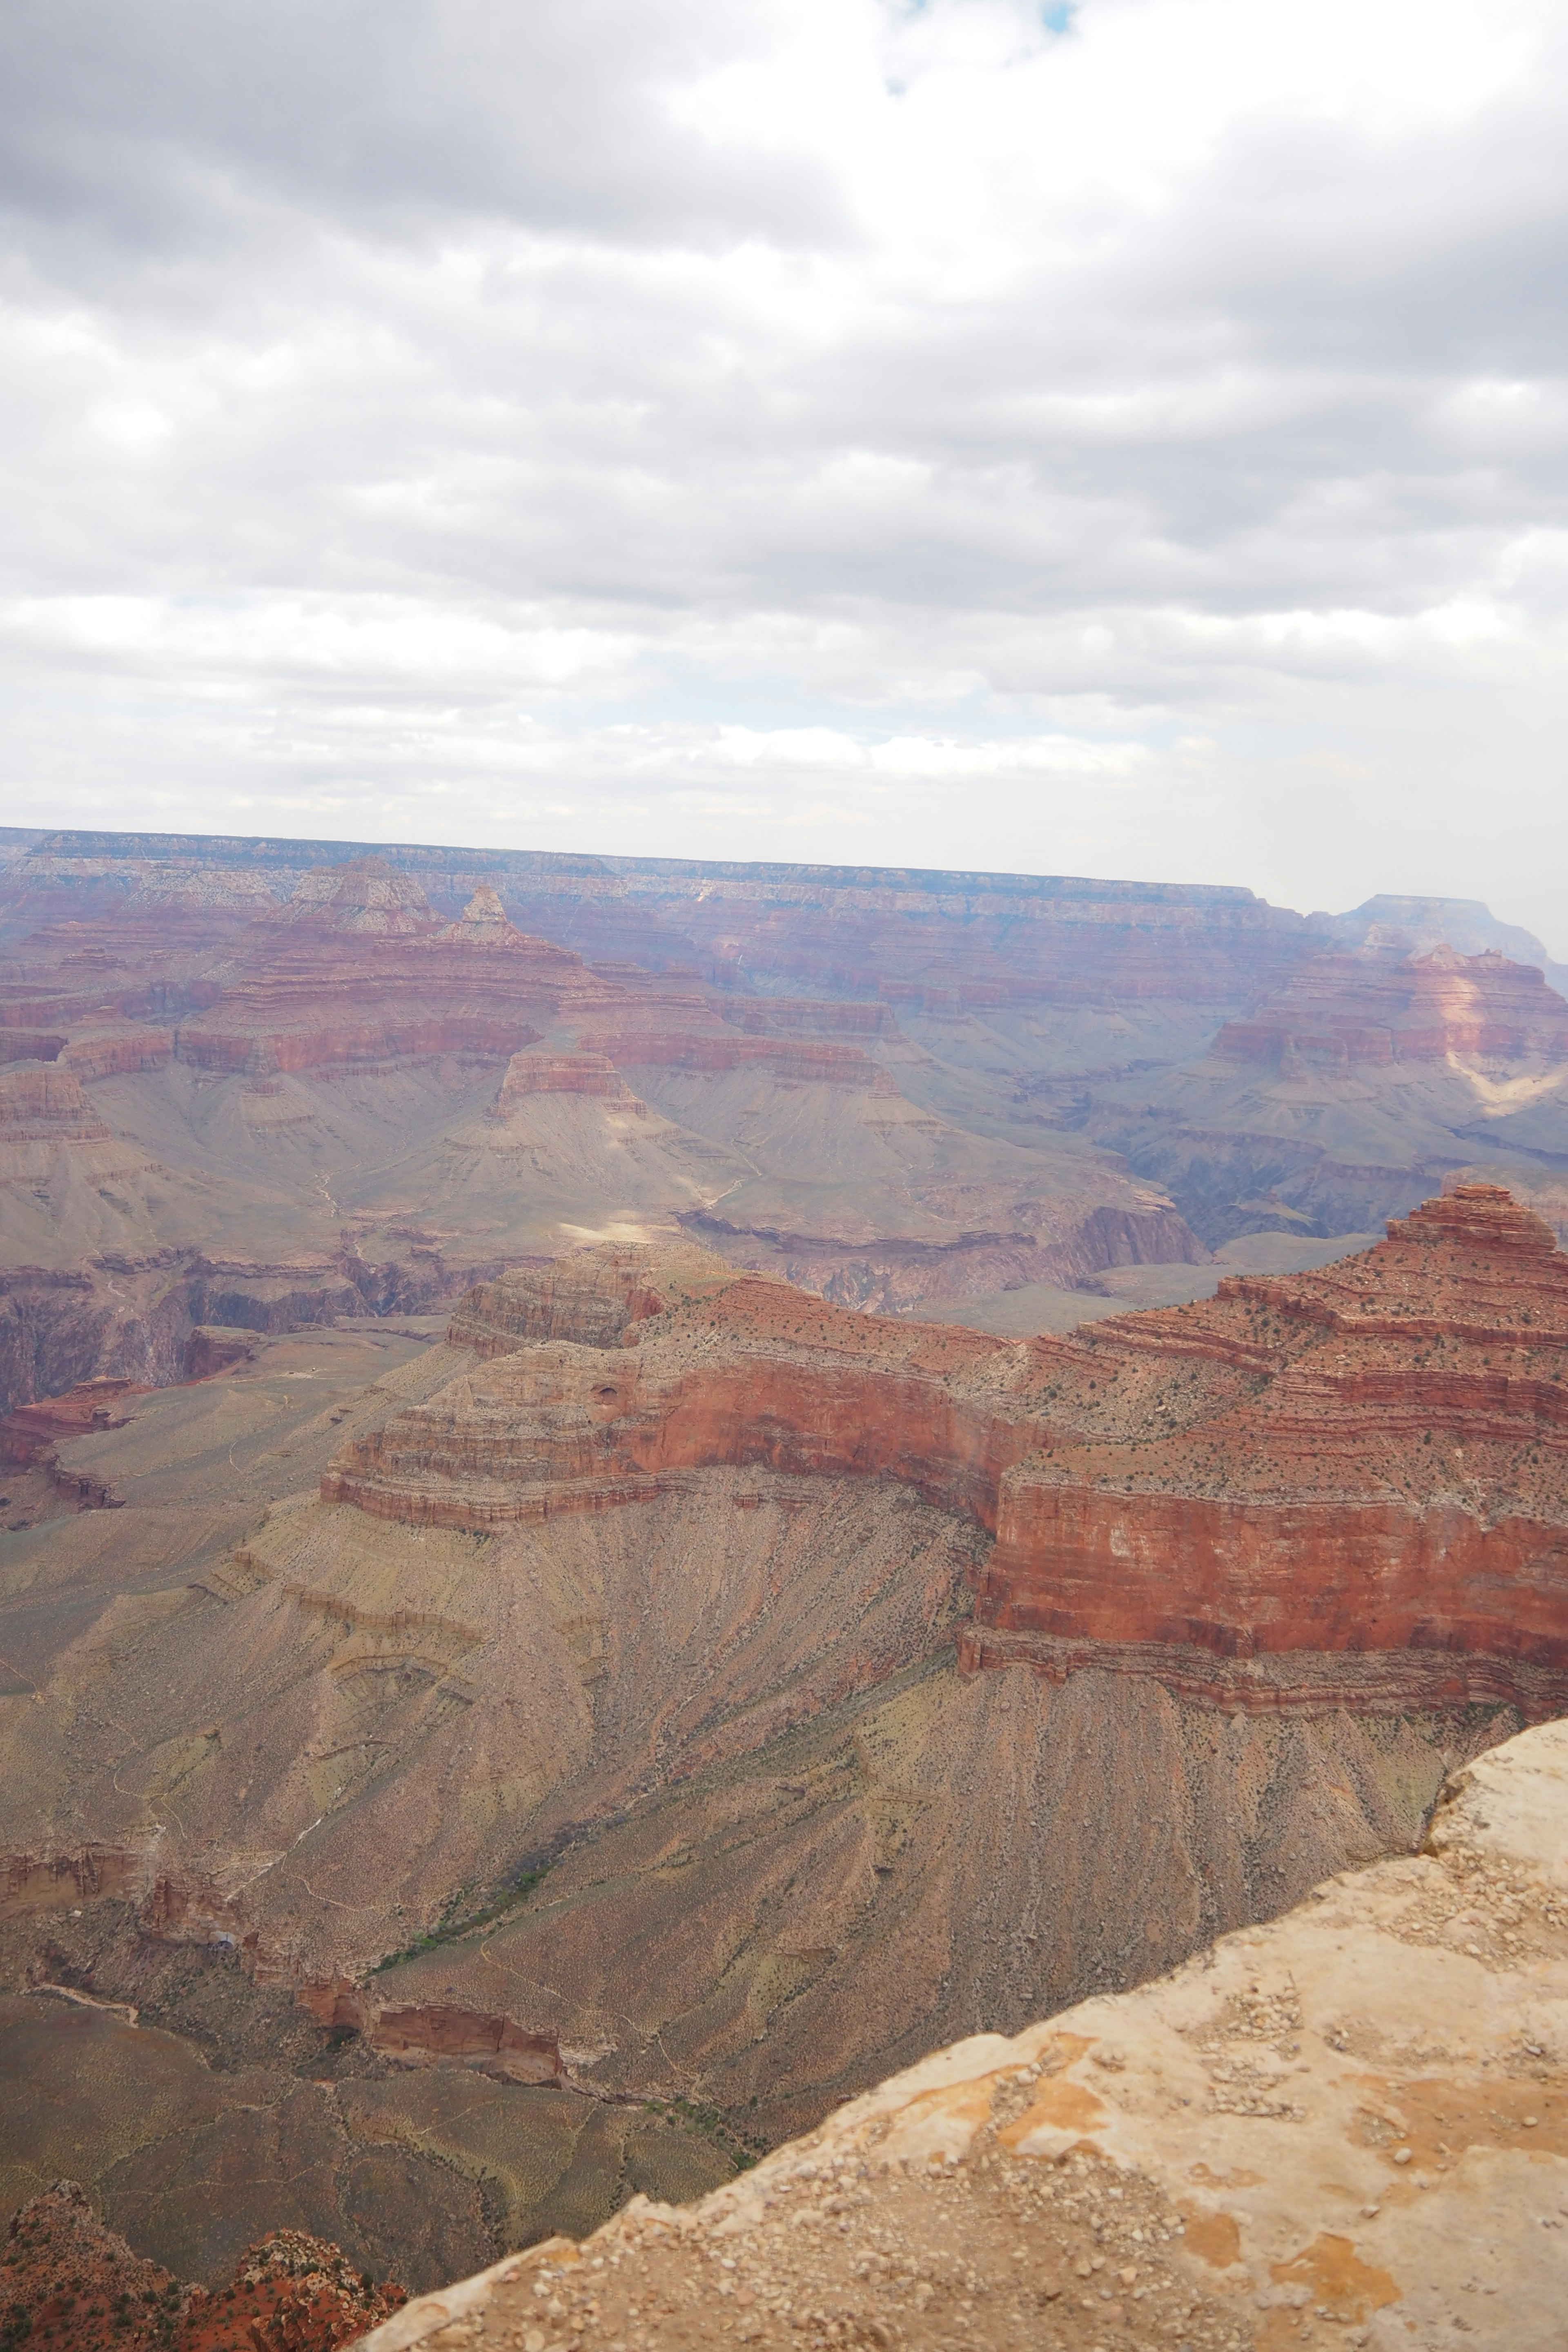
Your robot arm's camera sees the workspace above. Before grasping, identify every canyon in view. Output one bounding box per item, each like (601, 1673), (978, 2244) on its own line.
(2, 1194), (1561, 2289)
(6, 826), (1568, 1418)
(1, 827), (1566, 2326)
(343, 1713), (1568, 2352)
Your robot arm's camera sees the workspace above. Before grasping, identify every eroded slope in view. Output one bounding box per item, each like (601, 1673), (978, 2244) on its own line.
(348, 1716), (1568, 2352)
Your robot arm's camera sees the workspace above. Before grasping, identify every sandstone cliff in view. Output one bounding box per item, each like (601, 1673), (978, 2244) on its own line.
(326, 1187), (1568, 1717)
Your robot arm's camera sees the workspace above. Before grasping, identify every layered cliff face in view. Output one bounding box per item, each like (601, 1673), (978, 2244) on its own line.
(0, 846), (1229, 1409)
(0, 833), (1325, 1004)
(2, 1299), (1502, 2213)
(325, 1188), (1568, 1717)
(1092, 944), (1568, 1243)
(1210, 944), (1568, 1067)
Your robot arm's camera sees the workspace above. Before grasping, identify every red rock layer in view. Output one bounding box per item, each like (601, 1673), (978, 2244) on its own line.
(296, 1983), (564, 2081)
(0, 1376), (139, 1465)
(491, 1048), (646, 1112)
(325, 1189), (1568, 1714)
(58, 1027), (174, 1078)
(448, 1244), (747, 1352)
(0, 2182), (406, 2352)
(1213, 944), (1568, 1069)
(978, 1185), (1568, 1706)
(0, 1064), (112, 1138)
(327, 1261), (1022, 1532)
(575, 1027), (899, 1087)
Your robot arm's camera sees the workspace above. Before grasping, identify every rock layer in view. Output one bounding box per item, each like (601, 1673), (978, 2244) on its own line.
(325, 1187), (1568, 1715)
(1093, 942), (1568, 1244)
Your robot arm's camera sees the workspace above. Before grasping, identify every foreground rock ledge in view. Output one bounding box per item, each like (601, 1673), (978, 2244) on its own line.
(348, 1719), (1568, 2352)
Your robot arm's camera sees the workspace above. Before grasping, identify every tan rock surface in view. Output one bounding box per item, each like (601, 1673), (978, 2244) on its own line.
(348, 1718), (1568, 2352)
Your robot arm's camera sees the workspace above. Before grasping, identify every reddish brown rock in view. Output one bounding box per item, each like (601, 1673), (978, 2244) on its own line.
(491, 1048), (646, 1113)
(975, 1185), (1568, 1710)
(326, 1188), (1568, 1715)
(0, 1376), (140, 1466)
(0, 1064), (112, 1140)
(0, 2183), (406, 2352)
(1212, 942), (1568, 1068)
(293, 1986), (564, 2081)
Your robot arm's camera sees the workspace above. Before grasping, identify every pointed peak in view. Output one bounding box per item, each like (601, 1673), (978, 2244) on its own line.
(435, 887), (581, 961)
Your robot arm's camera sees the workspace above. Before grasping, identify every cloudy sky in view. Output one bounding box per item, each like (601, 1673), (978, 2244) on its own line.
(2, 0), (1566, 939)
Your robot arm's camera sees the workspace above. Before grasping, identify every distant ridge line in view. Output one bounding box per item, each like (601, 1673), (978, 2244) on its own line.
(0, 823), (1270, 905)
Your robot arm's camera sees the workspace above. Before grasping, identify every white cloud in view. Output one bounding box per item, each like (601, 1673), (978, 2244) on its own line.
(1, 0), (1566, 945)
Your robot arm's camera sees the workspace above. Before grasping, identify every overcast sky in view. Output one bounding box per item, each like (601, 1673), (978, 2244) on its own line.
(2, 0), (1566, 941)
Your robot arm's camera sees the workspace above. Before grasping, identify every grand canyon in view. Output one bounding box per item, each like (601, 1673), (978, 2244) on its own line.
(2, 828), (1565, 2350)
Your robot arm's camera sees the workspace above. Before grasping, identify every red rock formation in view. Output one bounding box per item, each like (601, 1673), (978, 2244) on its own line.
(58, 1027), (174, 1078)
(491, 1048), (647, 1113)
(0, 1063), (112, 1139)
(294, 1984), (564, 2081)
(0, 1376), (140, 1466)
(972, 1185), (1568, 1710)
(325, 1189), (1568, 1714)
(2, 1844), (147, 1913)
(173, 880), (619, 1076)
(448, 1243), (743, 1352)
(0, 1030), (65, 1065)
(1213, 944), (1568, 1068)
(0, 2184), (406, 2352)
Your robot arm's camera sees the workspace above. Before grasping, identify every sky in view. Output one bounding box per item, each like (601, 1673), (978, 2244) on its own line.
(1, 0), (1566, 944)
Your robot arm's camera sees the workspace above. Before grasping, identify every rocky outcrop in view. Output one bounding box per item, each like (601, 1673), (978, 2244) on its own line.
(295, 1983), (565, 2082)
(1092, 944), (1568, 1245)
(448, 1244), (746, 1353)
(327, 1190), (1568, 1715)
(0, 1376), (139, 1467)
(345, 1716), (1568, 2352)
(1212, 944), (1568, 1068)
(170, 870), (611, 1077)
(56, 1027), (174, 1079)
(267, 853), (435, 936)
(0, 1062), (112, 1139)
(1, 2183), (407, 2351)
(973, 1186), (1568, 1709)
(491, 1050), (648, 1114)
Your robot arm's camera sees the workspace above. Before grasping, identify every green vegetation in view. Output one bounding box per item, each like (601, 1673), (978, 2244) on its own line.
(369, 1861), (553, 1975)
(642, 2095), (760, 2171)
